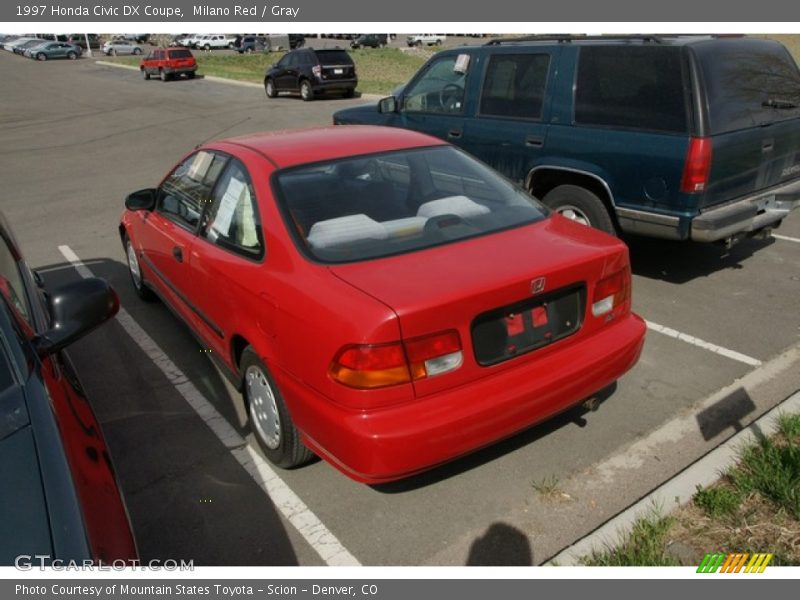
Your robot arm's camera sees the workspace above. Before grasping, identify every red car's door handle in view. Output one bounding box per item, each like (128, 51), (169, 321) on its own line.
(172, 246), (183, 262)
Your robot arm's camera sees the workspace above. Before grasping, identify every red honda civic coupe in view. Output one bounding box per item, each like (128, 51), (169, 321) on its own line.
(119, 126), (646, 483)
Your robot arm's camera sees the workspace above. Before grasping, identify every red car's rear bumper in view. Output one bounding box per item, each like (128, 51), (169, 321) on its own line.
(279, 313), (646, 483)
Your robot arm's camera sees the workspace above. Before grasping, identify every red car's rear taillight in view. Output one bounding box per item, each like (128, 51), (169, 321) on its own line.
(592, 267), (631, 318)
(330, 330), (463, 389)
(680, 137), (712, 194)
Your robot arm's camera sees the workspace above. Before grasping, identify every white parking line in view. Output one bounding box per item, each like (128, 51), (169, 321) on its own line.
(773, 233), (800, 243)
(58, 245), (360, 567)
(645, 320), (762, 367)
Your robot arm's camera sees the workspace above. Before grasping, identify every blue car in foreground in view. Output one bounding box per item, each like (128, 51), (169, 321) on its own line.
(0, 211), (136, 565)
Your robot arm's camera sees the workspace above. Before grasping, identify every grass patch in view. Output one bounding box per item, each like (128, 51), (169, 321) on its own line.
(531, 474), (561, 498)
(103, 48), (429, 95)
(578, 411), (800, 566)
(581, 509), (679, 566)
(732, 419), (800, 519)
(694, 484), (743, 518)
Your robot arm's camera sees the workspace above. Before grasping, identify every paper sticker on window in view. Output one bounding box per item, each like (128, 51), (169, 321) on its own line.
(454, 54), (470, 74)
(211, 177), (245, 237)
(187, 151), (213, 182)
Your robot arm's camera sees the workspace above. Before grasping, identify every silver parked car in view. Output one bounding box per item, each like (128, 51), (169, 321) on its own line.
(102, 39), (143, 56)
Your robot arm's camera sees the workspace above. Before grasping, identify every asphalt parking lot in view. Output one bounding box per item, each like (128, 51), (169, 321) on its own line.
(1, 50), (799, 566)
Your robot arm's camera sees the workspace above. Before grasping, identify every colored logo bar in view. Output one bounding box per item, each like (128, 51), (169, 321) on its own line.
(697, 552), (773, 573)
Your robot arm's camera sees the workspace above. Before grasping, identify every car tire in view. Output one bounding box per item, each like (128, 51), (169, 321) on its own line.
(265, 78), (277, 98)
(160, 69), (168, 82)
(124, 234), (156, 301)
(132, 47), (142, 55)
(343, 88), (355, 98)
(541, 185), (616, 235)
(36, 53), (47, 61)
(204, 44), (211, 51)
(67, 51), (77, 60)
(187, 72), (195, 79)
(142, 68), (150, 80)
(435, 39), (442, 46)
(300, 80), (313, 101)
(240, 347), (313, 469)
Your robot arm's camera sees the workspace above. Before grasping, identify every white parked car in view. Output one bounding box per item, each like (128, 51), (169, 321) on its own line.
(194, 34), (234, 50)
(176, 34), (203, 48)
(406, 34), (446, 47)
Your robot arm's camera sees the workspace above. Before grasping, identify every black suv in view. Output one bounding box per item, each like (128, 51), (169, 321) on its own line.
(335, 35), (800, 245)
(264, 48), (357, 101)
(350, 34), (388, 49)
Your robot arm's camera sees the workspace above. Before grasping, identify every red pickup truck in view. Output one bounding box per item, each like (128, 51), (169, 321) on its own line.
(140, 48), (197, 81)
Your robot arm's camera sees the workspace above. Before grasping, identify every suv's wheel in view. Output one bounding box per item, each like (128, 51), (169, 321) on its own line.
(300, 80), (313, 101)
(132, 47), (142, 55)
(343, 87), (355, 98)
(142, 68), (150, 80)
(159, 69), (168, 82)
(204, 44), (211, 51)
(36, 52), (47, 61)
(124, 234), (156, 301)
(240, 347), (313, 468)
(541, 185), (616, 235)
(264, 78), (277, 98)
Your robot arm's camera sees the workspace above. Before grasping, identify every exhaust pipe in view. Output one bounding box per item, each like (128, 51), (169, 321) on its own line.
(583, 396), (601, 412)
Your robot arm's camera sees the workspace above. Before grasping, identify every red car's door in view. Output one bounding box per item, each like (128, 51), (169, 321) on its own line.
(136, 150), (229, 332)
(189, 158), (268, 368)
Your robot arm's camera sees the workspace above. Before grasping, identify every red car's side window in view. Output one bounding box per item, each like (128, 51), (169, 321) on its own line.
(157, 151), (228, 232)
(201, 160), (264, 260)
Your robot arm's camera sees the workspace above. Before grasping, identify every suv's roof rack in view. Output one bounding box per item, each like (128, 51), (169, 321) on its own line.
(485, 34), (669, 45)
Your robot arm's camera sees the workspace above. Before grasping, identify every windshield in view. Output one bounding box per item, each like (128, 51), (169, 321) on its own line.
(274, 146), (547, 263)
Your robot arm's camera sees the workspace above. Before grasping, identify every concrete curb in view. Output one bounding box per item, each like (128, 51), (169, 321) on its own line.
(547, 387), (800, 565)
(94, 60), (384, 100)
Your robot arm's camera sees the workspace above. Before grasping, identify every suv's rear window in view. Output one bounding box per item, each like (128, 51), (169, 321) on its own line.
(274, 146), (547, 263)
(314, 49), (352, 65)
(694, 39), (800, 135)
(575, 46), (687, 133)
(169, 49), (192, 59)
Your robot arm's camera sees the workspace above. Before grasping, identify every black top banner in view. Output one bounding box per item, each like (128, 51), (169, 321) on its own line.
(2, 0), (800, 22)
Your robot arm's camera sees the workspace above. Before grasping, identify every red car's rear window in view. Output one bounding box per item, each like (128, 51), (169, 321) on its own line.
(168, 49), (193, 59)
(274, 146), (547, 263)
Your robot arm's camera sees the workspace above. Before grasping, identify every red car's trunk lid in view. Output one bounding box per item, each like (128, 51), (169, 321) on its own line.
(329, 216), (629, 397)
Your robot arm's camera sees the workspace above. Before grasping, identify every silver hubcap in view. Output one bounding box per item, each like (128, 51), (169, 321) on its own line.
(301, 84), (310, 99)
(246, 366), (281, 449)
(126, 242), (142, 289)
(267, 82), (274, 95)
(557, 205), (591, 227)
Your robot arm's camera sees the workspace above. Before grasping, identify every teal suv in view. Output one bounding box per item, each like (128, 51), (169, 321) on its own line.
(334, 35), (800, 245)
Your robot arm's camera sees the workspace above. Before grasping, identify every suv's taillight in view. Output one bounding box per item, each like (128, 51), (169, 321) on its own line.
(330, 330), (463, 389)
(312, 64), (322, 78)
(592, 267), (631, 318)
(680, 137), (712, 194)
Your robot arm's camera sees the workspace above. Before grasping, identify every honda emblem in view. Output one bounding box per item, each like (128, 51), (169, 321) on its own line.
(531, 277), (546, 295)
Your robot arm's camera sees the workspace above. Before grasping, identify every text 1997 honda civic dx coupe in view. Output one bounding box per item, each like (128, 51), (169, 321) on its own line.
(119, 126), (646, 483)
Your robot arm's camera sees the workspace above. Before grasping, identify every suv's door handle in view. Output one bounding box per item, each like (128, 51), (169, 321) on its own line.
(448, 129), (462, 139)
(525, 135), (545, 147)
(762, 140), (774, 153)
(172, 246), (183, 262)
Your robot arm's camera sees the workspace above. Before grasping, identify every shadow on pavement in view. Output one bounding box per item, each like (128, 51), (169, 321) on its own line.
(626, 234), (775, 284)
(467, 522), (533, 566)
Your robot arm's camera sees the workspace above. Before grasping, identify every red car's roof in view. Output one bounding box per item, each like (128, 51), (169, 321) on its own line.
(215, 125), (447, 169)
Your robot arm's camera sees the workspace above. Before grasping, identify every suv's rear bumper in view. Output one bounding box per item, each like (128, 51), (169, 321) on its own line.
(691, 178), (800, 242)
(278, 313), (645, 483)
(312, 78), (358, 93)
